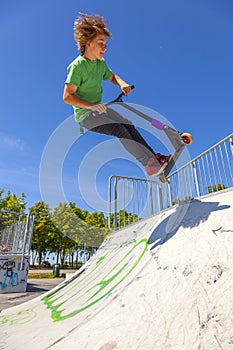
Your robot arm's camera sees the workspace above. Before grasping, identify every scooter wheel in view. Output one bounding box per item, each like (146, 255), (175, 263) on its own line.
(181, 133), (193, 145)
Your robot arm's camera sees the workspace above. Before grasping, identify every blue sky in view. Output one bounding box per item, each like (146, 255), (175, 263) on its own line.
(1, 0), (232, 214)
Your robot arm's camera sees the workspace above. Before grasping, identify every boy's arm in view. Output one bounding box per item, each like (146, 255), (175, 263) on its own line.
(63, 83), (107, 113)
(109, 73), (132, 96)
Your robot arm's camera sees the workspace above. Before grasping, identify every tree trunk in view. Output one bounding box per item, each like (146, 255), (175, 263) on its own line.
(56, 250), (60, 264)
(71, 251), (74, 267)
(38, 251), (42, 268)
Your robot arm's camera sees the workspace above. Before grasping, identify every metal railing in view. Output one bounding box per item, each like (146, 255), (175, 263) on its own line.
(108, 133), (233, 230)
(0, 213), (34, 255)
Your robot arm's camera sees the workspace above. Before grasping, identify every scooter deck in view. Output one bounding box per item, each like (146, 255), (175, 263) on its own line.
(158, 144), (185, 183)
(158, 127), (186, 182)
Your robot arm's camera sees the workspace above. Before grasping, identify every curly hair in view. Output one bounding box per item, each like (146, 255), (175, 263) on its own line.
(74, 13), (112, 55)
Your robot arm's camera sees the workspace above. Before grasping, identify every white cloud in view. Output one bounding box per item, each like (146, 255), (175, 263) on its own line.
(0, 131), (26, 151)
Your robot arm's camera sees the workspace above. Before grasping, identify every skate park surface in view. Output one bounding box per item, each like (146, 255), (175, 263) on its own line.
(1, 188), (233, 350)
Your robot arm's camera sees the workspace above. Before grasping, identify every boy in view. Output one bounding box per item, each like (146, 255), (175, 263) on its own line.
(63, 13), (170, 177)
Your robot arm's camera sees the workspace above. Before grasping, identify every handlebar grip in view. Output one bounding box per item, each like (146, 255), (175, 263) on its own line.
(110, 85), (135, 103)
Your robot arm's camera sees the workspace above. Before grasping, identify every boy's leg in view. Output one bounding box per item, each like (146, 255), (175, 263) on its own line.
(82, 108), (156, 166)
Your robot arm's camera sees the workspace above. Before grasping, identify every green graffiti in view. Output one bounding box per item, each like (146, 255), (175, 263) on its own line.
(0, 238), (148, 326)
(96, 256), (106, 265)
(42, 238), (148, 322)
(0, 309), (36, 326)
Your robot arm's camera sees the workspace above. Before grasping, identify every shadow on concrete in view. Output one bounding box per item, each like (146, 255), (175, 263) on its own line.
(149, 199), (230, 250)
(26, 282), (50, 293)
(26, 278), (64, 293)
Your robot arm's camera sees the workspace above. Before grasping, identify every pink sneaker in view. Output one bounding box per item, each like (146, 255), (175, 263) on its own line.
(155, 153), (171, 164)
(145, 155), (171, 177)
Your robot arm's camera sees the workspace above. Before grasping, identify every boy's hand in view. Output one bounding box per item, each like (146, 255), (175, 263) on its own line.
(89, 104), (107, 114)
(121, 84), (132, 96)
(109, 74), (132, 96)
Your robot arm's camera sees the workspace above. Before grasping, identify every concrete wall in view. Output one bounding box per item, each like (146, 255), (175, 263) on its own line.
(0, 254), (30, 293)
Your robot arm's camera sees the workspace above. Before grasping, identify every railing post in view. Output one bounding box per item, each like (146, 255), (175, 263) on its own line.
(193, 161), (201, 197)
(20, 215), (30, 271)
(113, 177), (118, 231)
(168, 182), (172, 207)
(149, 182), (154, 216)
(230, 137), (233, 156)
(158, 185), (163, 212)
(108, 177), (112, 230)
(27, 215), (34, 255)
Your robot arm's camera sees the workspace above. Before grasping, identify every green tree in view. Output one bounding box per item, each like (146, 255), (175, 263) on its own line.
(52, 203), (108, 259)
(106, 210), (139, 230)
(29, 202), (54, 267)
(0, 189), (27, 229)
(69, 203), (89, 221)
(207, 184), (227, 193)
(51, 202), (87, 264)
(85, 211), (106, 228)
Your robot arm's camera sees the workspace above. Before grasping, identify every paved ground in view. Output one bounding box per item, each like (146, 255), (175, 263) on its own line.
(0, 278), (64, 312)
(0, 269), (77, 312)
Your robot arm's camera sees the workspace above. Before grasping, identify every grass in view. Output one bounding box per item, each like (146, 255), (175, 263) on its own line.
(28, 264), (82, 279)
(28, 273), (55, 279)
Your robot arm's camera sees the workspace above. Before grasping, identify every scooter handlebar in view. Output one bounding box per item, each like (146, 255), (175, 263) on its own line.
(109, 85), (135, 103)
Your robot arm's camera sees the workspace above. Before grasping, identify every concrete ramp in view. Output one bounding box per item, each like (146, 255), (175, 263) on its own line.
(1, 189), (233, 350)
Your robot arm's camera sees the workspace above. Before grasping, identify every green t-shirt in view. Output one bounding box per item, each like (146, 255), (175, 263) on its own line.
(65, 56), (112, 122)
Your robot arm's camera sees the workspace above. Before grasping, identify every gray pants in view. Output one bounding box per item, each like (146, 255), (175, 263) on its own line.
(82, 107), (156, 166)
